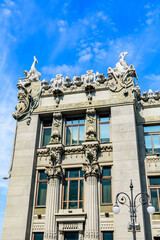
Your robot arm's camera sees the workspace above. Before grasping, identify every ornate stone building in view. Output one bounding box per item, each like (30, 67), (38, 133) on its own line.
(2, 53), (160, 240)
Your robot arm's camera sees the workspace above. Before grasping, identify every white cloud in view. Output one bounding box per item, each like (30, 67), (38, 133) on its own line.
(144, 74), (160, 90)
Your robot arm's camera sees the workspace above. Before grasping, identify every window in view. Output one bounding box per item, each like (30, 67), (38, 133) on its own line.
(65, 117), (84, 146)
(32, 233), (44, 240)
(144, 126), (160, 154)
(149, 177), (160, 212)
(154, 237), (160, 240)
(99, 116), (110, 143)
(65, 232), (78, 240)
(62, 169), (84, 209)
(101, 167), (112, 204)
(101, 232), (113, 240)
(36, 171), (48, 206)
(41, 121), (52, 147)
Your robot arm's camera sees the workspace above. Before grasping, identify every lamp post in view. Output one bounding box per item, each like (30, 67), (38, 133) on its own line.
(113, 180), (155, 240)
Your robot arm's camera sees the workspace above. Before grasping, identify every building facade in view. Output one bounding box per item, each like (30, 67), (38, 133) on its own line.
(2, 53), (160, 240)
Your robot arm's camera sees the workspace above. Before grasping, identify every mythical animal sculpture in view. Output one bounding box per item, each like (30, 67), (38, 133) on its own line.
(17, 56), (41, 87)
(51, 74), (64, 89)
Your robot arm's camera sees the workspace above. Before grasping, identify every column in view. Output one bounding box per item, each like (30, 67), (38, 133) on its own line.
(44, 166), (61, 240)
(84, 170), (100, 240)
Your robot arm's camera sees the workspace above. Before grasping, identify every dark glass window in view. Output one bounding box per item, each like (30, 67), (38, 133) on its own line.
(65, 118), (84, 146)
(62, 169), (84, 209)
(41, 121), (52, 147)
(101, 167), (112, 204)
(36, 171), (48, 206)
(149, 177), (160, 212)
(99, 116), (110, 143)
(102, 232), (113, 240)
(32, 233), (44, 240)
(65, 232), (78, 240)
(144, 126), (160, 154)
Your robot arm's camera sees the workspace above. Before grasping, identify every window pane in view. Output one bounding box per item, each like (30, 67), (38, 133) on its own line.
(79, 201), (83, 208)
(144, 126), (160, 133)
(79, 119), (85, 124)
(65, 232), (78, 240)
(37, 182), (47, 205)
(100, 123), (110, 143)
(66, 120), (72, 124)
(153, 135), (160, 154)
(33, 233), (44, 240)
(102, 179), (111, 203)
(42, 128), (51, 146)
(69, 180), (78, 201)
(150, 177), (160, 186)
(103, 168), (111, 177)
(103, 232), (113, 240)
(69, 202), (78, 209)
(145, 135), (152, 154)
(80, 180), (83, 200)
(79, 125), (84, 144)
(100, 116), (110, 122)
(72, 119), (78, 124)
(72, 126), (78, 144)
(64, 181), (68, 201)
(66, 127), (71, 146)
(69, 170), (79, 178)
(63, 202), (67, 209)
(39, 172), (47, 180)
(151, 189), (159, 212)
(80, 170), (83, 178)
(43, 122), (52, 127)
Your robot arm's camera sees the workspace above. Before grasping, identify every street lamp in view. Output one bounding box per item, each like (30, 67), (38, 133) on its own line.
(113, 180), (155, 240)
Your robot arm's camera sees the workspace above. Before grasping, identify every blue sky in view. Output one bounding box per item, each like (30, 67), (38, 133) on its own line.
(0, 0), (160, 237)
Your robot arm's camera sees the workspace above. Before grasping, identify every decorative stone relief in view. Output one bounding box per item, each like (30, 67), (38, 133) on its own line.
(105, 52), (138, 94)
(13, 57), (42, 125)
(45, 165), (62, 180)
(100, 144), (112, 152)
(101, 223), (114, 231)
(50, 112), (62, 144)
(49, 74), (64, 107)
(17, 56), (41, 87)
(49, 145), (64, 165)
(86, 108), (96, 141)
(32, 224), (45, 232)
(81, 70), (95, 88)
(95, 72), (106, 85)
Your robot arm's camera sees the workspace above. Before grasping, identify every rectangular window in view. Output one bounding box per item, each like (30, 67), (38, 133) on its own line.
(101, 167), (112, 204)
(62, 169), (84, 209)
(32, 233), (44, 240)
(99, 116), (110, 143)
(36, 171), (48, 207)
(41, 121), (52, 147)
(65, 117), (85, 146)
(144, 126), (160, 154)
(149, 177), (160, 212)
(101, 232), (113, 240)
(65, 232), (79, 240)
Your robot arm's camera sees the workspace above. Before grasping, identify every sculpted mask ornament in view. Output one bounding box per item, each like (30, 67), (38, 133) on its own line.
(105, 52), (138, 93)
(12, 86), (31, 120)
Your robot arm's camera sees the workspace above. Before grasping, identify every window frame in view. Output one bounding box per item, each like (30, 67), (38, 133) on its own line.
(144, 125), (160, 155)
(35, 170), (48, 207)
(100, 166), (112, 205)
(65, 117), (85, 146)
(99, 115), (110, 144)
(41, 120), (52, 148)
(101, 231), (114, 240)
(62, 169), (84, 210)
(148, 177), (160, 213)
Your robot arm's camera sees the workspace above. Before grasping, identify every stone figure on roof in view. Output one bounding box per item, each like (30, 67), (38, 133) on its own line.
(17, 56), (41, 87)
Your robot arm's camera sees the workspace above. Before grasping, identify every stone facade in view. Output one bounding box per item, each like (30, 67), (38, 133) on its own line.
(2, 54), (160, 240)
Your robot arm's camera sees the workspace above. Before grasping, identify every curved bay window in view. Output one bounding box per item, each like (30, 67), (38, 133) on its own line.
(35, 171), (48, 207)
(101, 167), (112, 204)
(149, 177), (160, 212)
(62, 169), (84, 209)
(65, 118), (85, 146)
(144, 126), (160, 154)
(41, 121), (52, 147)
(99, 116), (110, 143)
